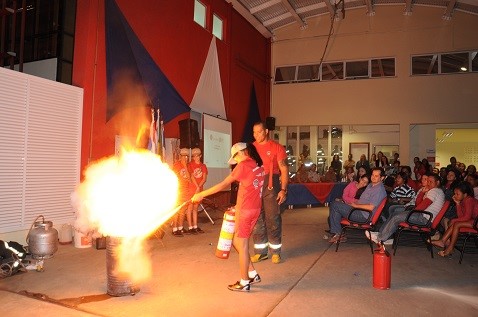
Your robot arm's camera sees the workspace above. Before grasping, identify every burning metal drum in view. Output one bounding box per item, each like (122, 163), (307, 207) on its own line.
(27, 216), (58, 259)
(106, 236), (140, 296)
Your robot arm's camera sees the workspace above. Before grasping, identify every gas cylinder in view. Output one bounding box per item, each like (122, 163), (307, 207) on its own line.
(215, 208), (236, 259)
(373, 244), (391, 290)
(27, 215), (59, 259)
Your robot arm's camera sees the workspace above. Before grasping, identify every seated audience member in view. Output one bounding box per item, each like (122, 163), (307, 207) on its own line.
(464, 164), (477, 179)
(344, 166), (355, 183)
(391, 153), (400, 165)
(355, 154), (370, 171)
(457, 162), (467, 179)
(367, 173), (445, 245)
(307, 164), (321, 183)
(432, 167), (440, 174)
(401, 165), (419, 192)
(385, 175), (430, 222)
(339, 174), (370, 204)
(294, 163), (309, 183)
(432, 181), (478, 257)
(446, 156), (459, 173)
(422, 158), (432, 174)
(381, 172), (417, 220)
(466, 173), (478, 199)
(355, 166), (369, 181)
(328, 168), (387, 243)
(413, 157), (424, 181)
(369, 153), (377, 168)
(343, 154), (355, 171)
(441, 181), (475, 231)
(322, 166), (337, 183)
(389, 172), (416, 204)
(331, 155), (342, 182)
(380, 155), (390, 171)
(389, 160), (401, 176)
(442, 169), (461, 222)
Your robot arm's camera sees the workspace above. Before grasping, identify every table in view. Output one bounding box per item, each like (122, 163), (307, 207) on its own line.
(285, 182), (348, 208)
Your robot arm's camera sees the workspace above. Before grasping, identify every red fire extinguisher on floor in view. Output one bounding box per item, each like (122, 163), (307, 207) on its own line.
(373, 243), (391, 290)
(215, 208), (236, 259)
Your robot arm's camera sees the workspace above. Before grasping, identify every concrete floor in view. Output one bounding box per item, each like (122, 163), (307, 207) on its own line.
(1, 207), (477, 317)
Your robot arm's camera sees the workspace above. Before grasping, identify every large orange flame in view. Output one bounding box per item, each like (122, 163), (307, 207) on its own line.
(72, 148), (179, 283)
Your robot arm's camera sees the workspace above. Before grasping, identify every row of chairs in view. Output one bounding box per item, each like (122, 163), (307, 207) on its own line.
(335, 199), (478, 263)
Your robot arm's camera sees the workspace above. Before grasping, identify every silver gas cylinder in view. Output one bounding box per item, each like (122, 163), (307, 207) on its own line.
(27, 215), (59, 259)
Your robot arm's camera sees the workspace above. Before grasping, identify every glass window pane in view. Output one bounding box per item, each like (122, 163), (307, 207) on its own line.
(286, 127), (298, 178)
(345, 61), (369, 78)
(412, 55), (438, 75)
(297, 64), (320, 82)
(212, 14), (223, 40)
(441, 52), (469, 73)
(371, 58), (395, 77)
(472, 51), (478, 72)
(194, 0), (207, 28)
(316, 130), (328, 175)
(274, 66), (296, 83)
(321, 62), (343, 80)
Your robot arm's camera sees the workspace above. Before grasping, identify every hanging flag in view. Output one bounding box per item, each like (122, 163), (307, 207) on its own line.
(105, 0), (190, 122)
(241, 82), (262, 143)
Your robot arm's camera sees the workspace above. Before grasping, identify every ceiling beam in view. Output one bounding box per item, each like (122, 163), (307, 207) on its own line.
(403, 0), (413, 16)
(227, 0), (273, 38)
(280, 0), (306, 28)
(442, 0), (457, 20)
(263, 11), (293, 27)
(364, 0), (375, 16)
(323, 0), (336, 18)
(250, 0), (281, 14)
(427, 55), (438, 74)
(296, 2), (325, 15)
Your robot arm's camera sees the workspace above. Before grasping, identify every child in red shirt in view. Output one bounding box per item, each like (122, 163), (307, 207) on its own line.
(171, 148), (192, 237)
(192, 143), (264, 292)
(186, 148), (208, 234)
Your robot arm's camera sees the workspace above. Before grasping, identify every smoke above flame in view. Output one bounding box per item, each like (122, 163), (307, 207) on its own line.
(72, 148), (179, 283)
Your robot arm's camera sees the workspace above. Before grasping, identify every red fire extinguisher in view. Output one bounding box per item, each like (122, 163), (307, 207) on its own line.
(373, 244), (391, 290)
(215, 208), (236, 259)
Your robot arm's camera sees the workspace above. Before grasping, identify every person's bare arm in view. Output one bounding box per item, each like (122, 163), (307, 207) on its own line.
(277, 158), (289, 204)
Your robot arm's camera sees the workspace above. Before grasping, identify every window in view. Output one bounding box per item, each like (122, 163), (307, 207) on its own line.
(274, 66), (297, 83)
(212, 14), (223, 40)
(371, 58), (395, 77)
(441, 52), (469, 73)
(412, 55), (439, 75)
(297, 64), (320, 82)
(194, 0), (207, 28)
(412, 50), (478, 75)
(273, 57), (396, 84)
(321, 62), (344, 81)
(345, 60), (369, 79)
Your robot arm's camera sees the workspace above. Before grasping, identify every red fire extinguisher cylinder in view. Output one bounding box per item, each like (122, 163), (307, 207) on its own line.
(215, 208), (236, 259)
(373, 244), (391, 290)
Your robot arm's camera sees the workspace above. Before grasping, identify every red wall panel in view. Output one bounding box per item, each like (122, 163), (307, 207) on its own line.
(73, 0), (270, 173)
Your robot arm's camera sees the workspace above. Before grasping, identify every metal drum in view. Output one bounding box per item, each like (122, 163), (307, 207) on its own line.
(27, 216), (59, 259)
(106, 236), (140, 296)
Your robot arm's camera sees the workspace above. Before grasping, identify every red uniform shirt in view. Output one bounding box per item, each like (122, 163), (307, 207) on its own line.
(173, 161), (191, 201)
(188, 161), (208, 191)
(231, 157), (264, 211)
(253, 140), (287, 175)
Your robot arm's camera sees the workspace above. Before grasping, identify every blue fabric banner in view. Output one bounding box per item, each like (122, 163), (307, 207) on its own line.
(105, 0), (190, 122)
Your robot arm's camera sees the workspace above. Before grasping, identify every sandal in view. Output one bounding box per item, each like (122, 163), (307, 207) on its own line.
(438, 250), (452, 257)
(431, 240), (445, 248)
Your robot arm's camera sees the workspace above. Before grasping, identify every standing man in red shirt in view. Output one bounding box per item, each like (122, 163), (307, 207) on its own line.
(251, 122), (289, 264)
